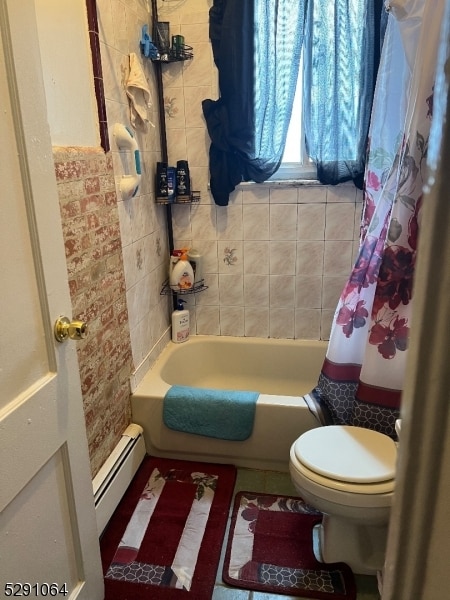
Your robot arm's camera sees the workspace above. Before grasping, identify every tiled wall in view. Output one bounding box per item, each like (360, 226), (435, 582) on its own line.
(53, 146), (133, 477)
(158, 1), (363, 341)
(96, 0), (172, 388)
(172, 184), (362, 340)
(94, 0), (362, 384)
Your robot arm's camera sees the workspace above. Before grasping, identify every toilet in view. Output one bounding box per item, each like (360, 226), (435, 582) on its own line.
(289, 425), (397, 575)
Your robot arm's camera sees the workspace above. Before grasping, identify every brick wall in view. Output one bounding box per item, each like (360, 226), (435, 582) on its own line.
(53, 145), (133, 478)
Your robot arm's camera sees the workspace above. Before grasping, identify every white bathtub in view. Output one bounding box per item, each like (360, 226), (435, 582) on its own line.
(131, 336), (326, 471)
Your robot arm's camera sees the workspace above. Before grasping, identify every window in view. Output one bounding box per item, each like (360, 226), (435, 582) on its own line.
(269, 53), (317, 182)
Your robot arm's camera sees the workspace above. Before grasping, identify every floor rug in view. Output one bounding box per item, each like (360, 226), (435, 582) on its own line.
(101, 455), (236, 600)
(223, 492), (356, 599)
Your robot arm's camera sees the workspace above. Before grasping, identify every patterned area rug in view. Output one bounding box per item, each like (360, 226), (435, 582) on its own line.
(101, 456), (236, 600)
(223, 492), (356, 599)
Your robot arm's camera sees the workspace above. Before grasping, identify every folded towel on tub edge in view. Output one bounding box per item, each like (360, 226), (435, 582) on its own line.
(163, 385), (259, 441)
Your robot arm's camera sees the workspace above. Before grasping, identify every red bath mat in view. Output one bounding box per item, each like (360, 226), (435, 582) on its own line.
(101, 455), (236, 600)
(223, 492), (356, 599)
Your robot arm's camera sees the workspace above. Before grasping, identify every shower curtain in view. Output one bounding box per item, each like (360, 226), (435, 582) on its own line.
(312, 0), (445, 438)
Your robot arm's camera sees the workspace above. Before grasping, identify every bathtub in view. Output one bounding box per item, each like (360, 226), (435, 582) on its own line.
(131, 336), (326, 472)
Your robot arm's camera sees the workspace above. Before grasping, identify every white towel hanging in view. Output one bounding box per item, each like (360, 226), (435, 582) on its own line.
(126, 53), (154, 128)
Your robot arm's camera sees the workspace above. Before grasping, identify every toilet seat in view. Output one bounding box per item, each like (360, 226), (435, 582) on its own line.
(291, 425), (396, 495)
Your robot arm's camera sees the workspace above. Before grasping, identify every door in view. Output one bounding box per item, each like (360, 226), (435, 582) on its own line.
(0, 1), (104, 598)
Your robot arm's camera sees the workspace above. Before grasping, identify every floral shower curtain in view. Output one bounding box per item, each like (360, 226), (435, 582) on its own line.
(311, 0), (446, 438)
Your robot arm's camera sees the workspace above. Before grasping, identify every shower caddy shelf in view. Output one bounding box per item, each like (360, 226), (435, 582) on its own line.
(156, 191), (201, 205)
(151, 45), (193, 63)
(160, 279), (208, 296)
(148, 0), (206, 305)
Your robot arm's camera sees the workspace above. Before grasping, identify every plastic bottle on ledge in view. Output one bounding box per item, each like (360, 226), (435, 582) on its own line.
(176, 160), (191, 202)
(187, 248), (203, 286)
(171, 299), (190, 343)
(169, 252), (194, 291)
(155, 162), (168, 203)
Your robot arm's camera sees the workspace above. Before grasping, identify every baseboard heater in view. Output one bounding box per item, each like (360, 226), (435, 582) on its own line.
(92, 423), (146, 536)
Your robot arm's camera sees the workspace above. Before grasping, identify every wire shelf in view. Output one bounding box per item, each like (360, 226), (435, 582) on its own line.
(153, 44), (193, 63)
(160, 279), (208, 296)
(156, 191), (201, 205)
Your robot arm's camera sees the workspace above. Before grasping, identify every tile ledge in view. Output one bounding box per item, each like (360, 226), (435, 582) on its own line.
(238, 179), (322, 188)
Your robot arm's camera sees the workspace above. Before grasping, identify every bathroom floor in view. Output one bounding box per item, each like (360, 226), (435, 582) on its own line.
(213, 467), (381, 600)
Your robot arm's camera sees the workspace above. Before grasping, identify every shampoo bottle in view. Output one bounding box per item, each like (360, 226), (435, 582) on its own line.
(176, 160), (191, 202)
(171, 299), (190, 343)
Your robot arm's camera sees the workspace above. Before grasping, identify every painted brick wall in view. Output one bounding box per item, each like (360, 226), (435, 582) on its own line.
(53, 145), (133, 478)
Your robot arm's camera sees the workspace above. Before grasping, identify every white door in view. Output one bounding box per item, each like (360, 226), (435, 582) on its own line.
(0, 1), (104, 598)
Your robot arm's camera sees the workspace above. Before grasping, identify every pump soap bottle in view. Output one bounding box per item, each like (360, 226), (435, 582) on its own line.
(171, 299), (190, 343)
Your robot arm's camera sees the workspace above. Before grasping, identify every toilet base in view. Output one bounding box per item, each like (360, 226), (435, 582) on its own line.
(318, 515), (388, 575)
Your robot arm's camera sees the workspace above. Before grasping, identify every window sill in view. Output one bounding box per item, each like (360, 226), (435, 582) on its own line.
(238, 178), (321, 188)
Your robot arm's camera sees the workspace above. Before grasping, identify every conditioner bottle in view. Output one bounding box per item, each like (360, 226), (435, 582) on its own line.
(171, 299), (190, 343)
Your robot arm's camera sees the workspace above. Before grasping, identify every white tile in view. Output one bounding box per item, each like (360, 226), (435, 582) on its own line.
(297, 204), (325, 240)
(182, 42), (213, 87)
(269, 187), (298, 203)
(195, 273), (219, 305)
(242, 186), (270, 204)
(171, 203), (193, 240)
(184, 86), (211, 128)
(298, 185), (327, 203)
(325, 203), (356, 240)
(189, 166), (210, 201)
(295, 276), (322, 308)
(218, 273), (244, 305)
(327, 183), (356, 202)
(269, 308), (295, 338)
(166, 128), (188, 162)
(322, 276), (346, 310)
(243, 241), (270, 274)
(243, 204), (270, 240)
(193, 240), (218, 274)
(186, 127), (210, 167)
(323, 241), (353, 276)
(181, 22), (210, 43)
(269, 241), (296, 275)
(220, 306), (244, 336)
(111, 0), (129, 54)
(244, 275), (270, 306)
(296, 241), (324, 275)
(196, 305), (220, 334)
(270, 204), (297, 240)
(244, 307), (269, 338)
(217, 205), (243, 240)
(295, 309), (322, 339)
(270, 276), (295, 308)
(191, 204), (217, 240)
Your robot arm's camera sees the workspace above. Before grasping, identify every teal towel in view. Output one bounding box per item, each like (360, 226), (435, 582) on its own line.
(163, 385), (259, 441)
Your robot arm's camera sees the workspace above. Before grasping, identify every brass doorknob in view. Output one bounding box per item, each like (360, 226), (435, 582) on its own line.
(54, 316), (88, 342)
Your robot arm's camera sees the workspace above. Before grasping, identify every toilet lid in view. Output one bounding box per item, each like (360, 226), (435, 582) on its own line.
(293, 425), (396, 484)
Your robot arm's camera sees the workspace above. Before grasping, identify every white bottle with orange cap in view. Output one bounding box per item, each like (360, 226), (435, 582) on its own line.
(169, 251), (194, 291)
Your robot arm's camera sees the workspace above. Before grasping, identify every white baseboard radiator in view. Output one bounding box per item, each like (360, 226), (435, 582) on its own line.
(92, 423), (146, 536)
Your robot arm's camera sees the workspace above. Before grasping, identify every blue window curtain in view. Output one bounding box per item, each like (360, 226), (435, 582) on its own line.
(202, 0), (307, 206)
(203, 0), (384, 205)
(303, 0), (384, 188)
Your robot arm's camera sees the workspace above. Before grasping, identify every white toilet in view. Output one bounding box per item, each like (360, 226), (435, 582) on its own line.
(289, 424), (397, 575)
